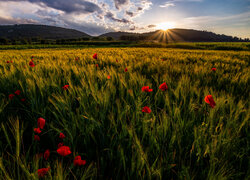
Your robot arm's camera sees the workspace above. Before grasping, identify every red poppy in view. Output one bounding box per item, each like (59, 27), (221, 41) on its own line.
(57, 146), (71, 156)
(116, 59), (118, 63)
(124, 67), (128, 72)
(75, 57), (79, 61)
(9, 94), (15, 100)
(34, 128), (41, 134)
(204, 95), (216, 108)
(211, 68), (216, 72)
(62, 85), (69, 90)
(44, 149), (50, 160)
(58, 142), (64, 148)
(7, 61), (10, 63)
(34, 135), (40, 141)
(159, 83), (168, 91)
(92, 53), (97, 59)
(74, 156), (86, 166)
(37, 167), (50, 178)
(59, 133), (65, 139)
(142, 106), (151, 113)
(14, 90), (21, 95)
(29, 61), (35, 67)
(31, 56), (34, 58)
(10, 61), (13, 63)
(142, 86), (153, 92)
(107, 75), (111, 79)
(21, 98), (26, 102)
(37, 117), (45, 129)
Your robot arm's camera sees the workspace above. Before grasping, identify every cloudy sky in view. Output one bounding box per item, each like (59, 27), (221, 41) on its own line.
(0, 0), (249, 38)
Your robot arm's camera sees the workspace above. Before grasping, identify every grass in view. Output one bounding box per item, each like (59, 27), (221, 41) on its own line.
(0, 47), (249, 179)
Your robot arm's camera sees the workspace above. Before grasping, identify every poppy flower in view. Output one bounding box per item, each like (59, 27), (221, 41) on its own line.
(34, 135), (40, 141)
(7, 61), (10, 63)
(62, 85), (69, 90)
(124, 68), (128, 72)
(59, 133), (65, 139)
(14, 90), (21, 95)
(204, 95), (216, 108)
(37, 167), (50, 178)
(75, 57), (79, 61)
(74, 156), (86, 166)
(159, 83), (168, 91)
(57, 146), (71, 156)
(34, 128), (41, 134)
(142, 86), (153, 92)
(107, 75), (111, 79)
(96, 64), (99, 67)
(10, 61), (13, 63)
(31, 56), (34, 58)
(58, 142), (64, 148)
(21, 98), (26, 102)
(37, 117), (45, 129)
(29, 61), (35, 67)
(116, 59), (118, 63)
(92, 53), (97, 59)
(142, 106), (151, 113)
(211, 68), (216, 72)
(44, 149), (50, 160)
(9, 94), (15, 100)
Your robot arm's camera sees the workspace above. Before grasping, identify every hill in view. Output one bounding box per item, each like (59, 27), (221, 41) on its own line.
(0, 24), (90, 39)
(101, 28), (246, 42)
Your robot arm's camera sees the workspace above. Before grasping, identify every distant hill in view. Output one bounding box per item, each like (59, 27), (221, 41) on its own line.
(0, 24), (247, 42)
(100, 29), (246, 42)
(0, 24), (90, 39)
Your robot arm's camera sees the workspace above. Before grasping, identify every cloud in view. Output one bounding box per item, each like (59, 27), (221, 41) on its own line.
(0, 0), (102, 14)
(0, 16), (37, 24)
(159, 0), (203, 8)
(113, 0), (130, 9)
(148, 24), (156, 28)
(126, 11), (134, 17)
(105, 12), (131, 23)
(0, 0), (153, 35)
(160, 2), (175, 8)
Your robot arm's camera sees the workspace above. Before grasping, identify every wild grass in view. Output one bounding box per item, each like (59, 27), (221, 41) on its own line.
(0, 48), (249, 179)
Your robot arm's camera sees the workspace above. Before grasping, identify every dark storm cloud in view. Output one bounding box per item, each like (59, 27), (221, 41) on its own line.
(0, 0), (102, 14)
(105, 12), (131, 23)
(113, 0), (130, 9)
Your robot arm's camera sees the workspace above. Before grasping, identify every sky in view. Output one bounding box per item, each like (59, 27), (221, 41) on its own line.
(0, 0), (249, 38)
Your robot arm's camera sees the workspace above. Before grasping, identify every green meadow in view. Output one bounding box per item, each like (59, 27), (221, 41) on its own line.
(0, 47), (249, 179)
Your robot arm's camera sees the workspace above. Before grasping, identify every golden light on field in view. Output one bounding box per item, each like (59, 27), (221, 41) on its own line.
(156, 22), (175, 31)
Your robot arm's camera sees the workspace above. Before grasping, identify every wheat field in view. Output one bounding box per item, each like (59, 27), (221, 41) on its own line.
(0, 48), (249, 179)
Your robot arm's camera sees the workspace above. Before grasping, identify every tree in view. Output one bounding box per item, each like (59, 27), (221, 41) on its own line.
(106, 37), (113, 41)
(0, 38), (9, 45)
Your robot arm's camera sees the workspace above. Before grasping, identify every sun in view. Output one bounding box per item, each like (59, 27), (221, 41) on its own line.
(156, 22), (175, 31)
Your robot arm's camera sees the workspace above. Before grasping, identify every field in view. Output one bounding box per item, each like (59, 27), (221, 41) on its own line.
(0, 47), (249, 179)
